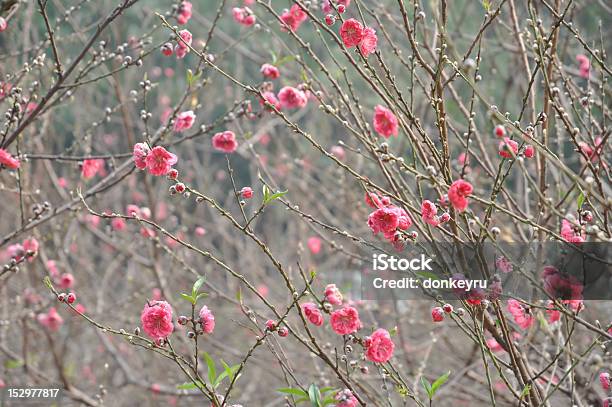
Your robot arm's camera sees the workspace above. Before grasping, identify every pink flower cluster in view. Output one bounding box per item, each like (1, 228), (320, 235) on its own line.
(302, 302), (324, 326)
(81, 159), (105, 179)
(372, 105), (398, 138)
(307, 236), (322, 254)
(173, 110), (196, 132)
(7, 237), (39, 262)
(334, 389), (358, 407)
(141, 301), (174, 341)
(280, 5), (308, 31)
(448, 179), (473, 212)
(339, 19), (378, 56)
(507, 299), (534, 330)
(322, 0), (351, 13)
(498, 137), (518, 158)
(212, 131), (238, 153)
(133, 144), (178, 176)
(366, 192), (412, 248)
(278, 86), (308, 109)
(579, 136), (603, 162)
(421, 200), (450, 227)
(576, 54), (590, 78)
(199, 305), (215, 334)
(324, 283), (343, 305)
(0, 148), (20, 170)
(37, 307), (64, 332)
(177, 1), (193, 25)
(232, 7), (256, 26)
(175, 29), (192, 59)
(364, 328), (394, 363)
(260, 63), (280, 79)
(330, 306), (361, 335)
(560, 218), (585, 243)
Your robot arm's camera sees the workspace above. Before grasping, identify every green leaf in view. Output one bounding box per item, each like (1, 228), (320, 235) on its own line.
(308, 383), (322, 407)
(275, 55), (295, 66)
(482, 0), (491, 12)
(196, 292), (208, 301)
(180, 293), (196, 305)
(420, 376), (432, 399)
(186, 69), (193, 84)
(319, 387), (335, 395)
(577, 191), (585, 209)
(277, 387), (308, 397)
(43, 276), (53, 289)
(520, 384), (531, 399)
(177, 381), (205, 390)
(430, 371), (450, 395)
(202, 352), (216, 385)
(416, 271), (441, 281)
(4, 359), (23, 369)
(191, 276), (206, 297)
(263, 189), (288, 205)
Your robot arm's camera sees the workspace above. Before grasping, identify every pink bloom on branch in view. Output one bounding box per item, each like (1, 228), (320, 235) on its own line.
(498, 137), (518, 158)
(334, 389), (358, 407)
(0, 17), (7, 32)
(524, 144), (535, 158)
(278, 86), (308, 109)
(578, 137), (603, 162)
(340, 19), (364, 47)
(494, 124), (506, 138)
(111, 218), (126, 231)
(199, 305), (215, 334)
(330, 306), (361, 335)
(0, 148), (20, 169)
(307, 236), (322, 254)
(140, 301), (174, 340)
(173, 110), (196, 132)
(600, 372), (610, 391)
(372, 105), (398, 138)
(177, 29), (192, 48)
(368, 205), (411, 237)
(240, 187), (253, 199)
(431, 306), (444, 322)
(576, 54), (590, 78)
(302, 302), (324, 326)
(145, 146), (178, 176)
(421, 200), (441, 227)
(37, 307), (64, 332)
(59, 273), (74, 289)
(232, 7), (256, 26)
(364, 328), (395, 363)
(133, 143), (150, 169)
(507, 299), (534, 330)
(448, 179), (473, 212)
(560, 219), (585, 243)
(177, 1), (193, 25)
(322, 0), (351, 13)
(260, 63), (280, 79)
(358, 27), (378, 56)
(212, 131), (238, 153)
(259, 91), (281, 111)
(280, 5), (307, 31)
(365, 192), (390, 209)
(324, 283), (343, 305)
(81, 159), (104, 179)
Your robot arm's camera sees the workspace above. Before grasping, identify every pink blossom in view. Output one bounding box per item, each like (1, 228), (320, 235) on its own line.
(195, 226), (206, 236)
(322, 0), (350, 13)
(494, 124), (506, 138)
(541, 266), (583, 301)
(111, 218), (126, 231)
(37, 307), (64, 332)
(260, 91), (281, 111)
(141, 301), (174, 340)
(431, 306), (444, 322)
(301, 302), (324, 326)
(600, 372), (610, 391)
(448, 180), (473, 212)
(421, 200), (442, 227)
(81, 159), (104, 179)
(177, 1), (193, 25)
(368, 205), (411, 237)
(278, 86), (308, 109)
(47, 260), (59, 277)
(495, 256), (513, 273)
(330, 306), (361, 335)
(260, 63), (280, 79)
(177, 29), (192, 48)
(0, 149), (20, 169)
(175, 46), (189, 59)
(340, 19), (364, 48)
(576, 54), (590, 78)
(324, 284), (343, 305)
(22, 238), (39, 258)
(145, 146), (178, 176)
(358, 27), (377, 56)
(560, 218), (585, 243)
(364, 328), (395, 363)
(212, 131), (238, 153)
(307, 236), (322, 254)
(524, 145), (535, 158)
(498, 137), (518, 158)
(334, 389), (358, 407)
(0, 17), (7, 32)
(240, 187), (253, 199)
(232, 7), (256, 26)
(280, 5), (307, 31)
(199, 305), (215, 334)
(173, 110), (196, 132)
(365, 192), (390, 209)
(507, 299), (534, 330)
(545, 301), (561, 323)
(59, 273), (74, 289)
(372, 105), (398, 138)
(330, 145), (345, 160)
(578, 137), (603, 162)
(133, 143), (150, 169)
